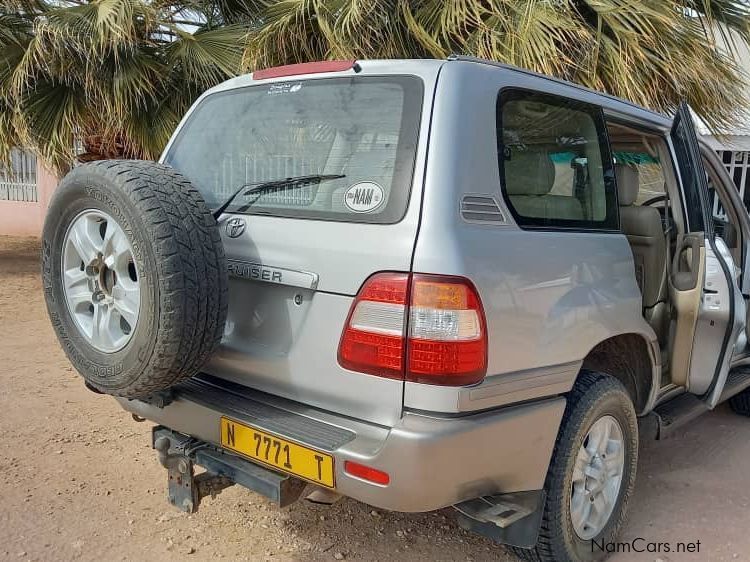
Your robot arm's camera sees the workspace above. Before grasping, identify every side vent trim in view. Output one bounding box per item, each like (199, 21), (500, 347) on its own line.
(461, 195), (507, 225)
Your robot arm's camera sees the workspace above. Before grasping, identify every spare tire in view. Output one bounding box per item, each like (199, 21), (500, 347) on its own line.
(41, 160), (228, 397)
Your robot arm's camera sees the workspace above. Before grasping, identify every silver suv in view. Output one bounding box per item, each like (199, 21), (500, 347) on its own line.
(43, 57), (750, 562)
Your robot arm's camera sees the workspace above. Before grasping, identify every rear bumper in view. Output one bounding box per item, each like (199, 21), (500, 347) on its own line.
(117, 375), (565, 512)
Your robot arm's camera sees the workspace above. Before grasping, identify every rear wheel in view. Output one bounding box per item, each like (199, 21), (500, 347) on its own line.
(513, 372), (638, 562)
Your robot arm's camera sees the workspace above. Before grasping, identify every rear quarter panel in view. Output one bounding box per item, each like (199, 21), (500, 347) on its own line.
(408, 61), (658, 413)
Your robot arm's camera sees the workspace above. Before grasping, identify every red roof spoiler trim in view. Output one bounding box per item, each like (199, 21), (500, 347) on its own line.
(253, 60), (357, 80)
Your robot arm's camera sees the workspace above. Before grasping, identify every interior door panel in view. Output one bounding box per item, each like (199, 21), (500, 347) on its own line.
(668, 233), (705, 387)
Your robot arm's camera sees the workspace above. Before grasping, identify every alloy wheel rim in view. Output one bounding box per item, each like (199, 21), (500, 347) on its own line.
(570, 414), (625, 540)
(62, 210), (140, 353)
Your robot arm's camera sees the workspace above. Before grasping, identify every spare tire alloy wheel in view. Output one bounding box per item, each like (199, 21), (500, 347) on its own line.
(42, 160), (228, 398)
(62, 210), (140, 353)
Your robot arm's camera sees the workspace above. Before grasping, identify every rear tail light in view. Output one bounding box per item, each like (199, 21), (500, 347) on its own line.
(407, 275), (487, 385)
(338, 273), (487, 386)
(338, 273), (409, 379)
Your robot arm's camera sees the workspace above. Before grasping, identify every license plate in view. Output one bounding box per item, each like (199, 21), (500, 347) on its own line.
(220, 417), (335, 488)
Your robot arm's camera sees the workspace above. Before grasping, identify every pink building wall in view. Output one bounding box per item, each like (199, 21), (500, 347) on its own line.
(0, 161), (59, 237)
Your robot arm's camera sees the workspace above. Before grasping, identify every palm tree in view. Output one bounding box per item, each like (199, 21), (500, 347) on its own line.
(0, 0), (261, 169)
(247, 0), (750, 130)
(2, 0), (750, 172)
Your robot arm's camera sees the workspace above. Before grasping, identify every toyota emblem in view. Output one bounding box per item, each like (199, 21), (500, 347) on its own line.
(225, 217), (246, 238)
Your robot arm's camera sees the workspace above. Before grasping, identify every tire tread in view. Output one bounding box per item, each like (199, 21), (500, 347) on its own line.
(729, 388), (750, 416)
(510, 372), (636, 562)
(42, 160), (228, 398)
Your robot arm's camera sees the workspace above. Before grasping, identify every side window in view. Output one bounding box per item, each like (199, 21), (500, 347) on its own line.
(497, 90), (618, 230)
(612, 152), (666, 206)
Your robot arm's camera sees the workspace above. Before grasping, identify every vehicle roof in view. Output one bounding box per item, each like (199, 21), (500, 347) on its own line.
(208, 59), (444, 94)
(449, 56), (673, 130)
(204, 57), (673, 130)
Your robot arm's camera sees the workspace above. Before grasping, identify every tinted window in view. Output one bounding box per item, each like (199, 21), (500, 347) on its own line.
(165, 76), (423, 223)
(497, 90), (617, 230)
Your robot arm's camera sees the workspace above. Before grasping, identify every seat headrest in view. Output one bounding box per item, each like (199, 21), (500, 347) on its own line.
(616, 163), (639, 206)
(504, 150), (555, 196)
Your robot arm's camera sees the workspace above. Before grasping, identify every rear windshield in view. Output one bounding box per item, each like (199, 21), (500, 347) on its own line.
(164, 76), (424, 223)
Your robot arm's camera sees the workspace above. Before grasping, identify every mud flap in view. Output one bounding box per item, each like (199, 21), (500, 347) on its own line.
(453, 490), (545, 549)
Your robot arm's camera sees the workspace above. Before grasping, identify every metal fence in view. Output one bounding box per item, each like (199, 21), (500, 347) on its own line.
(0, 148), (38, 202)
(720, 151), (750, 202)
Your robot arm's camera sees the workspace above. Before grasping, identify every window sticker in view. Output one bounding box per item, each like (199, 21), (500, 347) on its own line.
(344, 182), (385, 213)
(267, 83), (303, 95)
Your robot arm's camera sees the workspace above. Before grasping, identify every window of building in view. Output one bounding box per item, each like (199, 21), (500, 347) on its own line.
(0, 148), (38, 202)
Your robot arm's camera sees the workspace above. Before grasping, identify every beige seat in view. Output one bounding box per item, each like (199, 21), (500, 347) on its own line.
(617, 163), (668, 341)
(505, 151), (583, 220)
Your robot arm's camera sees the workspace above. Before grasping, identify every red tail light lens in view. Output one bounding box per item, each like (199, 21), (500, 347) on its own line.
(338, 272), (487, 386)
(337, 273), (409, 379)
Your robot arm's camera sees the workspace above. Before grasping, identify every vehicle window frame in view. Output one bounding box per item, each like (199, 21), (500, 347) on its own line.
(668, 104), (712, 236)
(163, 75), (425, 225)
(496, 87), (620, 232)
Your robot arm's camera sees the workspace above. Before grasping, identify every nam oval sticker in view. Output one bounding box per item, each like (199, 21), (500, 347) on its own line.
(344, 182), (385, 213)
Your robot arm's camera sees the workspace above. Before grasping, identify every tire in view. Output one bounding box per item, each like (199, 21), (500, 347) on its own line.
(41, 160), (228, 397)
(512, 372), (639, 562)
(729, 388), (750, 416)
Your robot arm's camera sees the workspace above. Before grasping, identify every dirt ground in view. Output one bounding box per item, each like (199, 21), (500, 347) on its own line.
(2, 234), (750, 562)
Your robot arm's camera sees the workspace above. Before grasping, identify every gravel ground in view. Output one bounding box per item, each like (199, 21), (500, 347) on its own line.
(2, 234), (750, 562)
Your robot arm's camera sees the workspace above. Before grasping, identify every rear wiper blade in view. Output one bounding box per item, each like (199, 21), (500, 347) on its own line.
(212, 174), (346, 220)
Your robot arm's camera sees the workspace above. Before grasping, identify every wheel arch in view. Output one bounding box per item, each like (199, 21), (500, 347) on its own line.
(580, 333), (660, 415)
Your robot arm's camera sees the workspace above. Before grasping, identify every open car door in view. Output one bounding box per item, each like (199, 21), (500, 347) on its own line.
(669, 102), (744, 407)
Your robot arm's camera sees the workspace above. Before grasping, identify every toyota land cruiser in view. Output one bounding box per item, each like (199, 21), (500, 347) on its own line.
(42, 57), (750, 562)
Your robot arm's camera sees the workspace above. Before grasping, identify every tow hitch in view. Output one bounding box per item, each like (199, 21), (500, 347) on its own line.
(152, 426), (307, 513)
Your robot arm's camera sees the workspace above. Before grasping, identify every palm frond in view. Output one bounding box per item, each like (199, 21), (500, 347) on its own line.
(245, 0), (328, 68)
(15, 77), (87, 169)
(166, 24), (246, 87)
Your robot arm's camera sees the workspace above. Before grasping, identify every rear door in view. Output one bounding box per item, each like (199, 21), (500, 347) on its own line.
(669, 102), (741, 405)
(162, 62), (442, 426)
